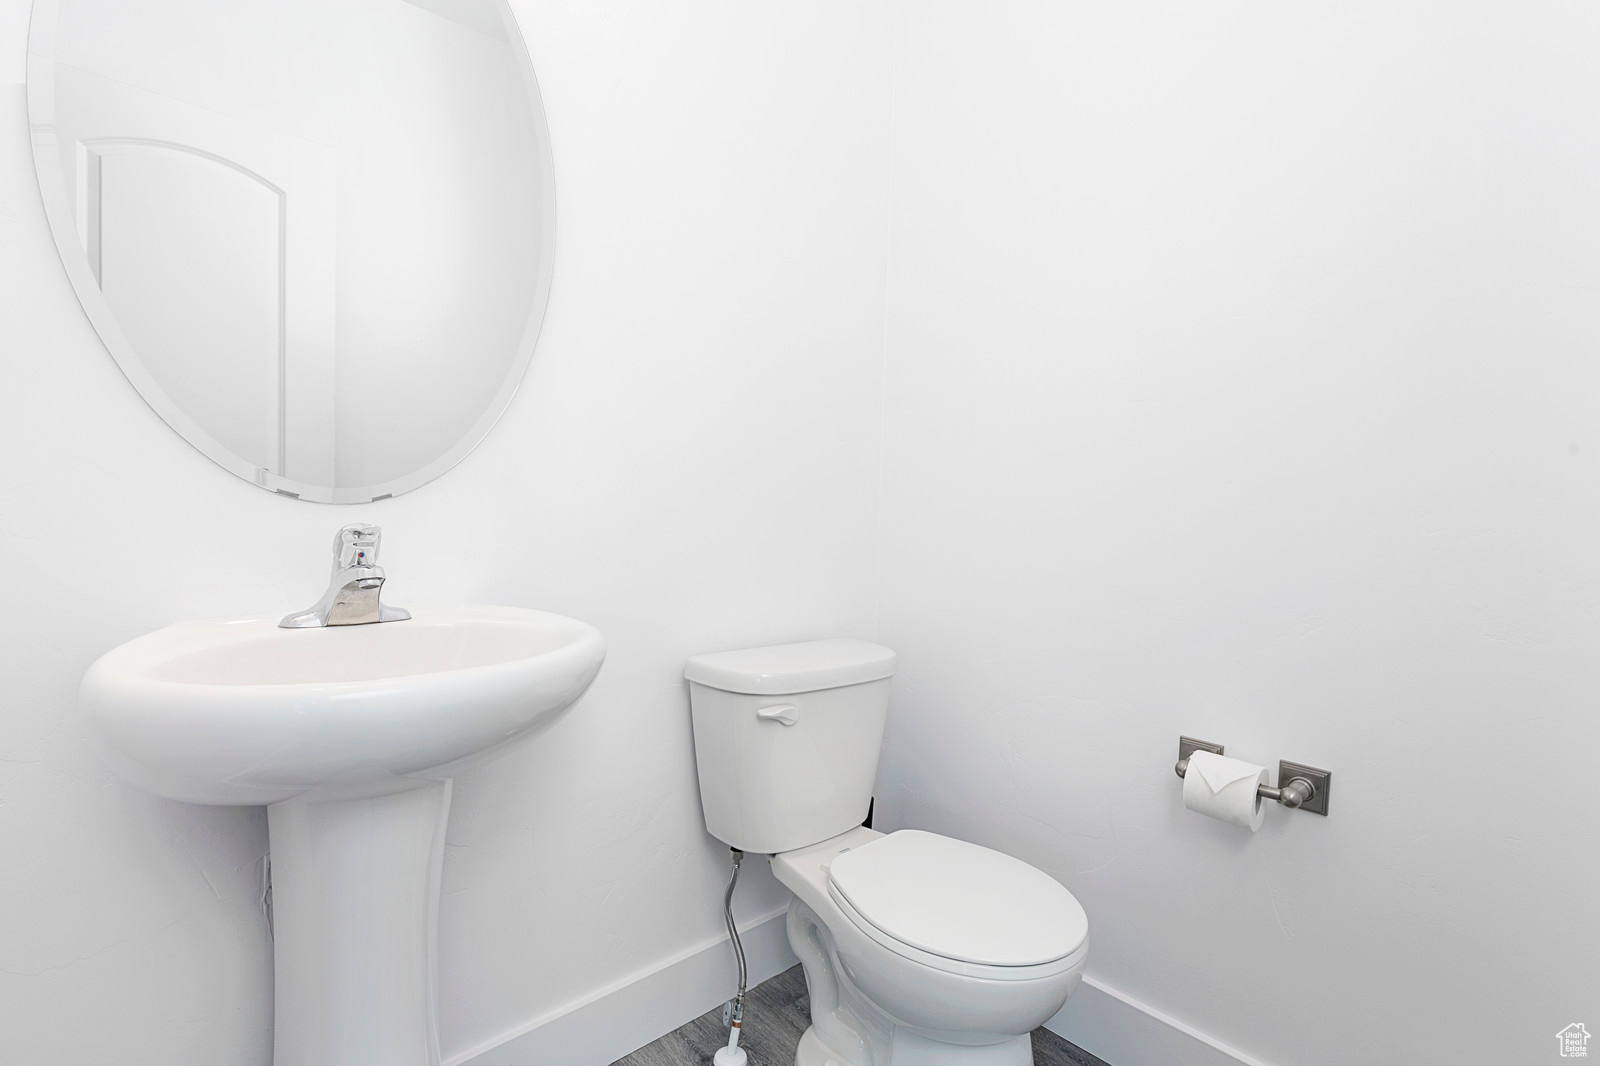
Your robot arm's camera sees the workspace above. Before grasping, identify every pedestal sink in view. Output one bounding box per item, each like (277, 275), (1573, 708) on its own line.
(79, 604), (605, 1066)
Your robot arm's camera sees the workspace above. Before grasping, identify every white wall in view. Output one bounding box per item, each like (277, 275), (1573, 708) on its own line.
(0, 2), (891, 1063)
(9, 3), (1600, 1065)
(877, 3), (1600, 1066)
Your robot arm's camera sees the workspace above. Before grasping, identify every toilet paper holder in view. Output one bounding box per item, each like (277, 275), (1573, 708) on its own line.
(1174, 736), (1331, 816)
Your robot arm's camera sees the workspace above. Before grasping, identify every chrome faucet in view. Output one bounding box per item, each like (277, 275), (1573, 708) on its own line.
(279, 524), (412, 628)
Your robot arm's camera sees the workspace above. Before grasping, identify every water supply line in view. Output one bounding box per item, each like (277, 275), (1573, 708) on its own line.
(714, 848), (749, 1066)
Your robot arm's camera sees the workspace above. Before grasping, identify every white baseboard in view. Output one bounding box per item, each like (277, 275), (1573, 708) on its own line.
(450, 912), (1271, 1066)
(1045, 974), (1275, 1066)
(448, 906), (797, 1066)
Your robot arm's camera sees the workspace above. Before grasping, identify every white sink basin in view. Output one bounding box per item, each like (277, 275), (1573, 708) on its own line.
(81, 604), (605, 805)
(80, 604), (604, 1066)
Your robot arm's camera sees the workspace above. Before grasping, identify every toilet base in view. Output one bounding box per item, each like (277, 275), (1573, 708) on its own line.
(796, 1026), (848, 1066)
(796, 1023), (1034, 1066)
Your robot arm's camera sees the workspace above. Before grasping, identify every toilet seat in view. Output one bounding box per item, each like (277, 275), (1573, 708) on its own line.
(826, 830), (1088, 977)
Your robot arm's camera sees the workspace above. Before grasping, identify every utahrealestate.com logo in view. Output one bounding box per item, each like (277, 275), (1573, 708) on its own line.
(1558, 1024), (1592, 1058)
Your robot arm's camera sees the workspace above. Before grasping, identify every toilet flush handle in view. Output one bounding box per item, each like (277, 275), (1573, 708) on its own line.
(756, 704), (800, 726)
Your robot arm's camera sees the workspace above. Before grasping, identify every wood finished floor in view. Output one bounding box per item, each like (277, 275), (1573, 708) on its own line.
(611, 964), (1110, 1066)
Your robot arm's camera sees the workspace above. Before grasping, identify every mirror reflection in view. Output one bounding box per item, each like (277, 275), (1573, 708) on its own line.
(27, 0), (555, 502)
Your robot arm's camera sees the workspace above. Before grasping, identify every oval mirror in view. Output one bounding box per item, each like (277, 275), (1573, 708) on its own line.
(25, 0), (555, 503)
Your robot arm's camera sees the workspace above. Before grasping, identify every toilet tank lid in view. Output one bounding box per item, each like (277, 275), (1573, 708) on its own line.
(684, 638), (895, 695)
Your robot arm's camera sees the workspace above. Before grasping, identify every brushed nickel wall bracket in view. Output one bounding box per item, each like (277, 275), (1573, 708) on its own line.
(1174, 736), (1332, 817)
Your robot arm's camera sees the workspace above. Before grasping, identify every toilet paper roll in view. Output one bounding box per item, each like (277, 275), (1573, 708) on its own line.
(1182, 751), (1269, 831)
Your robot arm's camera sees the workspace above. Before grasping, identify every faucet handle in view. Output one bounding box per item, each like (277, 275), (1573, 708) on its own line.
(333, 524), (382, 570)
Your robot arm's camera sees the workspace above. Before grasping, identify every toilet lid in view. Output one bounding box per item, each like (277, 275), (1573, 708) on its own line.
(827, 830), (1088, 967)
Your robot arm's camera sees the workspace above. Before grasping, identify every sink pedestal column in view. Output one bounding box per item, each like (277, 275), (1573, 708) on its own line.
(267, 778), (453, 1066)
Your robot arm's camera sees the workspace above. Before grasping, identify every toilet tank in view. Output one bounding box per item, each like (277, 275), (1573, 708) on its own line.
(685, 638), (896, 855)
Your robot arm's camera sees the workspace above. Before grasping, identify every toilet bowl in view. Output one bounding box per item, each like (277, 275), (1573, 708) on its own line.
(686, 639), (1090, 1066)
(777, 827), (1087, 1066)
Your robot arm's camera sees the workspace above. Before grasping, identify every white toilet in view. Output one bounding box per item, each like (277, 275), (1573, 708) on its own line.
(686, 638), (1089, 1066)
